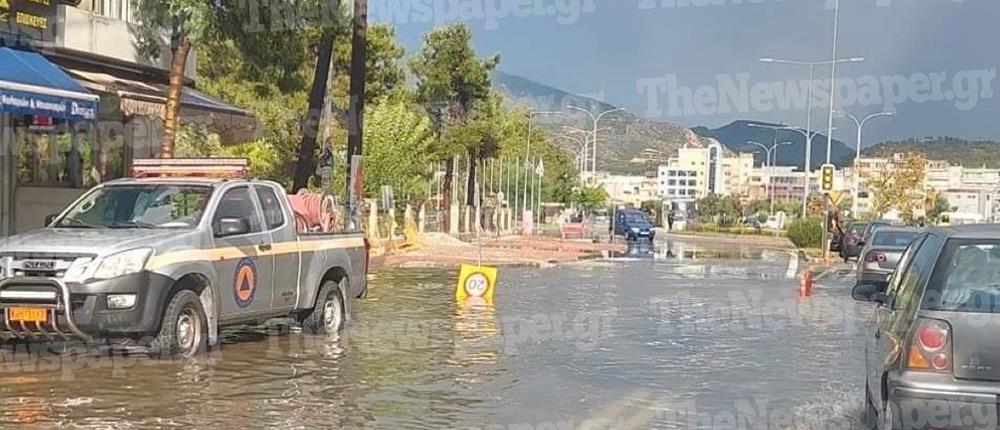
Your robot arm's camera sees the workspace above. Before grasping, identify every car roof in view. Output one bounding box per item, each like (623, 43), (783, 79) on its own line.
(871, 226), (923, 235)
(930, 224), (1000, 240)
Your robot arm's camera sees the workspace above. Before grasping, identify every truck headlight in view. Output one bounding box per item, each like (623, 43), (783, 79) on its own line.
(631, 227), (641, 233)
(93, 248), (152, 280)
(107, 294), (137, 309)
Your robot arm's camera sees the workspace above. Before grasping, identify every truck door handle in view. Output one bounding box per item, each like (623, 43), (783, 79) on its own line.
(258, 243), (272, 252)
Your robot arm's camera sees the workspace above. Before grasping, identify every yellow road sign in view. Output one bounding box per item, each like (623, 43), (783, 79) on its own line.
(456, 264), (498, 303)
(828, 191), (844, 206)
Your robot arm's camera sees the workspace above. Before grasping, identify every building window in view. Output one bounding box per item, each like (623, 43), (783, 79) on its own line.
(95, 0), (135, 22)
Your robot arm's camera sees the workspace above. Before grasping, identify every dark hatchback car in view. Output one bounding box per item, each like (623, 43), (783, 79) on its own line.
(613, 209), (655, 242)
(854, 225), (1000, 430)
(841, 222), (869, 261)
(856, 227), (923, 289)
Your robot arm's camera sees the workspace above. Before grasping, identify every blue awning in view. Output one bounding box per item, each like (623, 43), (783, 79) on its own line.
(0, 47), (99, 121)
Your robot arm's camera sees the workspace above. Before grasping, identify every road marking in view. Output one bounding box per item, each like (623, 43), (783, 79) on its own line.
(785, 251), (799, 278)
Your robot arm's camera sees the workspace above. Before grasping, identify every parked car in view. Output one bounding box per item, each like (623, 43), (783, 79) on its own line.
(854, 225), (1000, 430)
(840, 222), (869, 261)
(855, 227), (922, 289)
(613, 209), (655, 242)
(0, 178), (368, 357)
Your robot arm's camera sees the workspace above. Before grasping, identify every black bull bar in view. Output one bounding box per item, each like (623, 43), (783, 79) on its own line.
(0, 278), (92, 341)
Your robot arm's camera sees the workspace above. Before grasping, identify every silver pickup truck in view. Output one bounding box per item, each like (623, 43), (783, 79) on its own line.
(0, 178), (368, 357)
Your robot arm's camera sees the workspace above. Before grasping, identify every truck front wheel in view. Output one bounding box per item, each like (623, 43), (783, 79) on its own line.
(149, 290), (209, 358)
(301, 280), (346, 334)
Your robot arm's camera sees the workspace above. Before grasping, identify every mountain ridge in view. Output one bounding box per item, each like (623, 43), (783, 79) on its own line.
(492, 70), (706, 175)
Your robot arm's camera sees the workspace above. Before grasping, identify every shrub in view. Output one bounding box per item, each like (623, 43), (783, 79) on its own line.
(785, 217), (823, 248)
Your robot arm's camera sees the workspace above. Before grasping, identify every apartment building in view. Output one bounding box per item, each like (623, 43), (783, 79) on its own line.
(851, 153), (1000, 221)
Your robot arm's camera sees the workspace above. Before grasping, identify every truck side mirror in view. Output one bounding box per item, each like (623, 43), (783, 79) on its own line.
(44, 214), (60, 227)
(215, 217), (251, 237)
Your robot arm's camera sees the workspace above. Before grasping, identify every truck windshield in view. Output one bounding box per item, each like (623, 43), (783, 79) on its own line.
(55, 185), (213, 229)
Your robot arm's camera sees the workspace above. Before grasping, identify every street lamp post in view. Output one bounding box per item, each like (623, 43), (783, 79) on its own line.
(522, 110), (561, 232)
(759, 56), (864, 205)
(842, 111), (893, 217)
(749, 123), (833, 217)
(568, 105), (624, 182)
(748, 139), (793, 214)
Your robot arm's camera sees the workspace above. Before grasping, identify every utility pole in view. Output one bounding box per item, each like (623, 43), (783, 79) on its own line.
(344, 0), (368, 230)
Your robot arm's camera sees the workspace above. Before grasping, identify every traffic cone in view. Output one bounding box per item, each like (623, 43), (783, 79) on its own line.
(799, 270), (814, 298)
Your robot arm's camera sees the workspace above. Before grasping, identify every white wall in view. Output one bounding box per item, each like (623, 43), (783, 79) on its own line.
(55, 5), (197, 78)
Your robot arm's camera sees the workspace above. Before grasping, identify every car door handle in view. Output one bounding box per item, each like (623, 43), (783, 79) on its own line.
(258, 243), (273, 252)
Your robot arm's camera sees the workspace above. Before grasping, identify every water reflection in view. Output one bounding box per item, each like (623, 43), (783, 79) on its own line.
(0, 245), (867, 429)
(605, 241), (767, 261)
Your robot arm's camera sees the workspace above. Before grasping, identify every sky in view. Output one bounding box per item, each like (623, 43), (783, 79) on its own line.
(375, 0), (1000, 147)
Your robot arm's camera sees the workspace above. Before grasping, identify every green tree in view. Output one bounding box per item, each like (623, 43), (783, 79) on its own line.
(362, 99), (434, 199)
(132, 0), (220, 158)
(410, 23), (500, 227)
(573, 186), (607, 213)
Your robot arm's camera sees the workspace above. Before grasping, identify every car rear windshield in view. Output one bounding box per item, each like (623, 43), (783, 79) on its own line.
(850, 224), (865, 235)
(872, 231), (920, 247)
(923, 239), (1000, 313)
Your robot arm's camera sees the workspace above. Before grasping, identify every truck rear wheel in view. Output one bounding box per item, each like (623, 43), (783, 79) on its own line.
(149, 290), (208, 358)
(301, 280), (345, 334)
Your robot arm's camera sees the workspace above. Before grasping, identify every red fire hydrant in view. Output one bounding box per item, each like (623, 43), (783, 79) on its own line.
(799, 270), (814, 298)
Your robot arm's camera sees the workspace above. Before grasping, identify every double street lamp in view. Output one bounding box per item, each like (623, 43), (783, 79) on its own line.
(838, 110), (893, 216)
(747, 139), (792, 214)
(759, 56), (864, 166)
(567, 105), (625, 183)
(749, 123), (834, 218)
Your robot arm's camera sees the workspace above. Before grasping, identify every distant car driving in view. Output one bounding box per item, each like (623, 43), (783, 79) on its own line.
(854, 225), (1000, 430)
(840, 222), (868, 261)
(855, 227), (922, 288)
(612, 209), (655, 242)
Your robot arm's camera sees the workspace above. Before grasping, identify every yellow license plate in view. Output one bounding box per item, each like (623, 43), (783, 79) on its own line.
(8, 308), (47, 323)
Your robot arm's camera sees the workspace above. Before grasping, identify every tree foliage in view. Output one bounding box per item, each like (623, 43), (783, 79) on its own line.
(867, 153), (929, 222)
(362, 99), (434, 199)
(573, 186), (607, 212)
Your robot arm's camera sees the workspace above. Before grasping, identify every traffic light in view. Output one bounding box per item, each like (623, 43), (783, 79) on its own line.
(821, 164), (835, 192)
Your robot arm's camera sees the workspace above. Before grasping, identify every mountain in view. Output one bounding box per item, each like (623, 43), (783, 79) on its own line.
(492, 71), (706, 175)
(863, 137), (1000, 168)
(692, 120), (854, 170)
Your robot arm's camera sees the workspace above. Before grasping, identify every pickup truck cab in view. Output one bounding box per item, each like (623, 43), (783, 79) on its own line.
(0, 178), (367, 357)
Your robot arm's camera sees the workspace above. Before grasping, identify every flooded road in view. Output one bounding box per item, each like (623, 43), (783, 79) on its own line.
(0, 240), (871, 429)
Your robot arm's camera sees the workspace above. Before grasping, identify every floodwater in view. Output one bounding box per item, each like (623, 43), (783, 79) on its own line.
(0, 240), (872, 429)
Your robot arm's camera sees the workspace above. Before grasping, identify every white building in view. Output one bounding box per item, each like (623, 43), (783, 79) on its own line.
(657, 165), (699, 202)
(596, 174), (659, 208)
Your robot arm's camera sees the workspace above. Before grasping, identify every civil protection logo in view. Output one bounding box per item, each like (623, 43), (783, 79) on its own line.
(233, 258), (257, 308)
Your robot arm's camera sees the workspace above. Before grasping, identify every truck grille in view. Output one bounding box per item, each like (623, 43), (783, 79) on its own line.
(0, 253), (96, 279)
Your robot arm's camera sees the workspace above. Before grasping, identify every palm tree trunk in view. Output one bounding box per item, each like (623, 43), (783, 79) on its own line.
(160, 32), (191, 159)
(293, 29), (336, 192)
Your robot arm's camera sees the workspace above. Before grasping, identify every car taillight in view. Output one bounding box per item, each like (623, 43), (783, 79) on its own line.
(865, 252), (886, 263)
(907, 318), (952, 372)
